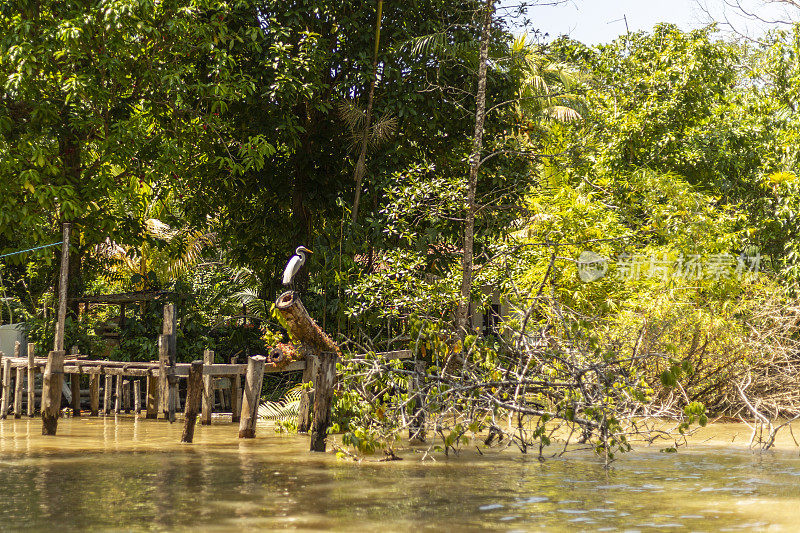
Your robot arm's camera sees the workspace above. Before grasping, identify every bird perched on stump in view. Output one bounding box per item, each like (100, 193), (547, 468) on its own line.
(282, 246), (313, 289)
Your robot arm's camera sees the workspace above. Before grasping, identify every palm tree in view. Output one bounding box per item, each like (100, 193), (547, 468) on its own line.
(98, 180), (216, 290)
(507, 34), (586, 129)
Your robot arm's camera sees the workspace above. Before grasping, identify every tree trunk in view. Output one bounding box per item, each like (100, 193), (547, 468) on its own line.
(275, 292), (339, 355)
(455, 0), (493, 337)
(54, 222), (71, 352)
(351, 0), (384, 225)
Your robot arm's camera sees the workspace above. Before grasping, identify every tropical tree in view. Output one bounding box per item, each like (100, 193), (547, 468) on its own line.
(0, 0), (270, 304)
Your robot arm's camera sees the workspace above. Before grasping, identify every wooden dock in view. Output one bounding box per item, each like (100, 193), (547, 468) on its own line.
(0, 344), (411, 446)
(0, 298), (412, 452)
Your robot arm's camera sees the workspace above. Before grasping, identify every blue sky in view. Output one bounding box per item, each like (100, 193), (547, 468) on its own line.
(511, 0), (796, 44)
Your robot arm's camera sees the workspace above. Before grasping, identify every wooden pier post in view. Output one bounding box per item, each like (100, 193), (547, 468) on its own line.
(145, 372), (158, 419)
(230, 373), (242, 423)
(158, 334), (167, 416)
(14, 367), (24, 418)
(201, 349), (214, 425)
(238, 355), (266, 438)
(158, 334), (176, 421)
(181, 360), (204, 443)
(162, 304), (178, 422)
(114, 375), (122, 414)
(89, 374), (100, 416)
(408, 360), (427, 442)
(11, 343), (21, 418)
(122, 379), (131, 413)
(134, 380), (141, 414)
(297, 355), (318, 433)
(27, 343), (36, 416)
(310, 351), (337, 452)
(103, 374), (112, 415)
(53, 222), (70, 354)
(41, 350), (65, 435)
(1, 355), (10, 419)
(71, 375), (81, 417)
(167, 374), (177, 422)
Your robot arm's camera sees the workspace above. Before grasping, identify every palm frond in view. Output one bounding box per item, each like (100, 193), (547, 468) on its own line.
(338, 100), (366, 131)
(405, 32), (448, 56)
(370, 114), (397, 148)
(402, 32), (477, 61)
(544, 105), (582, 122)
(232, 288), (267, 319)
(258, 384), (303, 421)
(164, 229), (217, 280)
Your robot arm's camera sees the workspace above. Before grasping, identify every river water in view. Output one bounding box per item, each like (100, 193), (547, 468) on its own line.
(0, 417), (799, 531)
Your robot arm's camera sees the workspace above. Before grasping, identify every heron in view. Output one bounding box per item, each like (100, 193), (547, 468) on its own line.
(282, 245), (313, 289)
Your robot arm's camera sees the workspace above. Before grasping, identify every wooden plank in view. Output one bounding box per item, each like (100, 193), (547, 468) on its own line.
(201, 349), (213, 425)
(27, 343), (36, 417)
(70, 290), (181, 305)
(310, 351), (337, 452)
(41, 350), (65, 435)
(181, 360), (204, 443)
(89, 374), (100, 416)
(238, 356), (266, 438)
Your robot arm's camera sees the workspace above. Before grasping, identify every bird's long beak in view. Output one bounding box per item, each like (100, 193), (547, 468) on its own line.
(301, 247), (313, 254)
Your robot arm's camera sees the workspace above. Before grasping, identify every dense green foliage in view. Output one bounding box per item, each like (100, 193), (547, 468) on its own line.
(3, 1), (800, 456)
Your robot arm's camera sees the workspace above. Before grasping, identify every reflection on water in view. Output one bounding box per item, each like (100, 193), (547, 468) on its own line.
(0, 418), (799, 531)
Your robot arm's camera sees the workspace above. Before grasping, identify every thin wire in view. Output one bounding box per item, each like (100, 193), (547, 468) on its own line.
(0, 241), (63, 260)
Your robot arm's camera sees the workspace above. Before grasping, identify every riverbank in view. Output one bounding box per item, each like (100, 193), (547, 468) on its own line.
(0, 417), (799, 531)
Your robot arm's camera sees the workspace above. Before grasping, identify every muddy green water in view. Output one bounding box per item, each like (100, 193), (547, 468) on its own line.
(1, 418), (799, 531)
